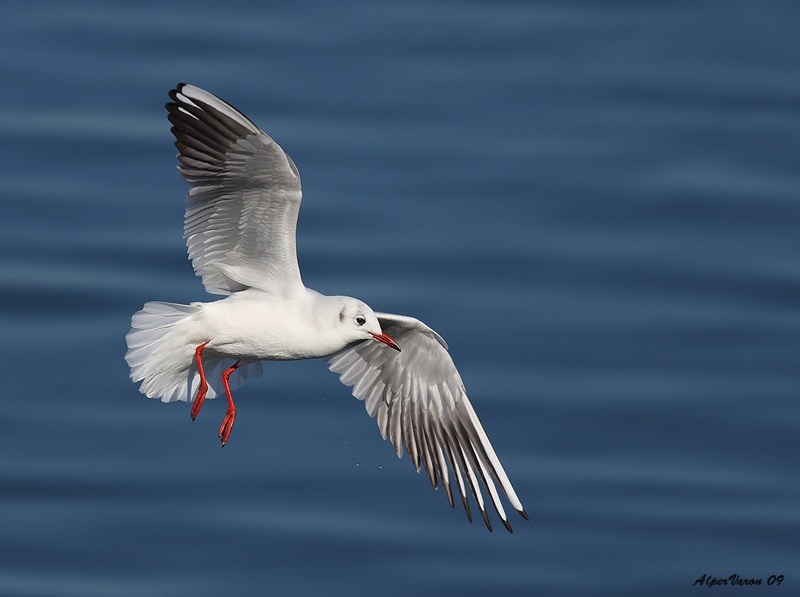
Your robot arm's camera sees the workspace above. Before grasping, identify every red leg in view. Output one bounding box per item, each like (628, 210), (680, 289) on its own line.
(219, 361), (240, 447)
(191, 341), (210, 421)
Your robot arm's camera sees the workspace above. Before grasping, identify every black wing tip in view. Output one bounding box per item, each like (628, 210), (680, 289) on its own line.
(166, 83), (186, 108)
(480, 509), (493, 532)
(166, 83), (205, 112)
(499, 507), (530, 532)
(445, 485), (455, 509)
(462, 496), (473, 523)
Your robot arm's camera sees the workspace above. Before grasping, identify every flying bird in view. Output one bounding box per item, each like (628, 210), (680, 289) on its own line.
(125, 84), (528, 532)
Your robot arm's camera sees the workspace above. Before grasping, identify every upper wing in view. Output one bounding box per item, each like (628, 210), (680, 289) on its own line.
(328, 313), (528, 532)
(167, 83), (304, 296)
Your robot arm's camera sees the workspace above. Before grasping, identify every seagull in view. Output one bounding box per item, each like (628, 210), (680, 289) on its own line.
(125, 83), (528, 532)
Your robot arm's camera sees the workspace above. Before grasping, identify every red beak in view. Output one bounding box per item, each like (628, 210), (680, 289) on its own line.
(371, 332), (401, 351)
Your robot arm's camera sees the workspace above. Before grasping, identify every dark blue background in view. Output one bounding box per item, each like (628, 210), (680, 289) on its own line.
(1, 2), (798, 595)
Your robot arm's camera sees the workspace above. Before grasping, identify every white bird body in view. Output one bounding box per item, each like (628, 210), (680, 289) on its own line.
(125, 83), (528, 532)
(195, 289), (367, 361)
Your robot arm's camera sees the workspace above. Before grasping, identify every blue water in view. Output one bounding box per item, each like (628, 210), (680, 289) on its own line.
(2, 1), (798, 595)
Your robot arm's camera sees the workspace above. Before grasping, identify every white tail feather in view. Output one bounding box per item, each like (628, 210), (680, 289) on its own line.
(125, 301), (263, 403)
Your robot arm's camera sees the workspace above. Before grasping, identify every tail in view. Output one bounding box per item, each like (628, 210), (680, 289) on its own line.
(125, 301), (263, 403)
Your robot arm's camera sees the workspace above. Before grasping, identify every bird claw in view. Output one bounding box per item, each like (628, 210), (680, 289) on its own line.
(219, 409), (236, 447)
(191, 390), (206, 421)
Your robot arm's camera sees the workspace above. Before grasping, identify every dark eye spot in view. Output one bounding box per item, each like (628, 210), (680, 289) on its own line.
(339, 307), (345, 323)
(355, 315), (366, 326)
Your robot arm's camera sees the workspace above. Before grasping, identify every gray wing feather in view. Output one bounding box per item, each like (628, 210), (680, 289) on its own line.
(167, 84), (304, 295)
(328, 313), (528, 532)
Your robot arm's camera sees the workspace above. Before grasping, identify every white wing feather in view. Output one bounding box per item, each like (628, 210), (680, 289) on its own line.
(167, 83), (304, 296)
(329, 313), (528, 532)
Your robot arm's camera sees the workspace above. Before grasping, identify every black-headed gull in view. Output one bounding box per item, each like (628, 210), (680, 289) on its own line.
(125, 84), (528, 532)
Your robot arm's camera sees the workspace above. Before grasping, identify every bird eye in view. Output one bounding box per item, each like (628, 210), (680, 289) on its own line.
(355, 315), (366, 326)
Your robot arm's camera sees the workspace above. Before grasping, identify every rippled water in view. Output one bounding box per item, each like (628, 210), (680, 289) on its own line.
(1, 1), (798, 595)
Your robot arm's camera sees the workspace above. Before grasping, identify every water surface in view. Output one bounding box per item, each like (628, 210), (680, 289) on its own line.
(1, 2), (798, 595)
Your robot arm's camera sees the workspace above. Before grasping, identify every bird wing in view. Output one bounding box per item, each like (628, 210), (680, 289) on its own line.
(167, 83), (304, 296)
(328, 312), (528, 532)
